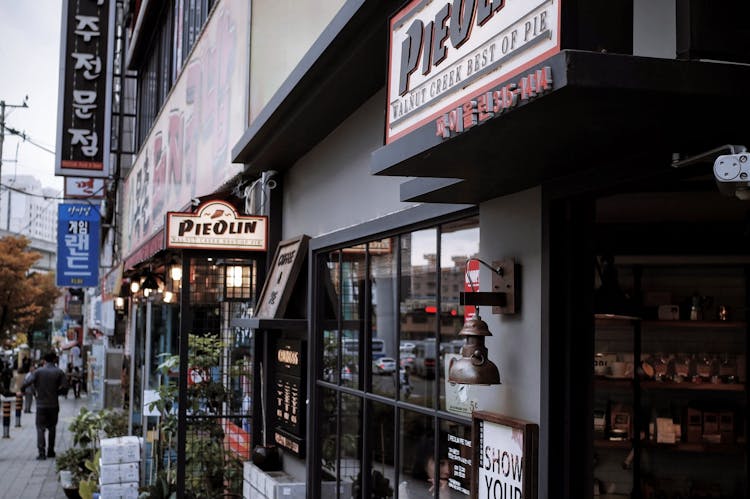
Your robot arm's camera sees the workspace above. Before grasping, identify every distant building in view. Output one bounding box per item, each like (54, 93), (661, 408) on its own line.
(0, 174), (60, 272)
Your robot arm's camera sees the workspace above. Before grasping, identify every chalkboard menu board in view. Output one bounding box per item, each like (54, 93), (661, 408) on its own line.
(271, 339), (305, 457)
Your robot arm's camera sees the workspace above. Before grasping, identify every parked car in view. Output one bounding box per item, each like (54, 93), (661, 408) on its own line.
(372, 357), (397, 374)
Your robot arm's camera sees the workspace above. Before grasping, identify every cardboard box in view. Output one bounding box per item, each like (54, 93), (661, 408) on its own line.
(100, 436), (141, 465)
(99, 481), (139, 499)
(685, 408), (703, 443)
(703, 412), (720, 435)
(99, 461), (139, 485)
(720, 411), (735, 443)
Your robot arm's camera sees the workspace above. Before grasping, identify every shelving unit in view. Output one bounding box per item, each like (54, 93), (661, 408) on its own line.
(593, 263), (748, 499)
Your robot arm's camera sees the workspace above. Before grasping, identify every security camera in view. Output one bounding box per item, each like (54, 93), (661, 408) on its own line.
(714, 153), (750, 200)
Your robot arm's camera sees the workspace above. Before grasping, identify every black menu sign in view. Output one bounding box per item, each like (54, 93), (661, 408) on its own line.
(271, 339), (305, 456)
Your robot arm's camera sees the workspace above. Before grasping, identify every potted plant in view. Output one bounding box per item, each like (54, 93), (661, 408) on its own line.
(55, 407), (128, 499)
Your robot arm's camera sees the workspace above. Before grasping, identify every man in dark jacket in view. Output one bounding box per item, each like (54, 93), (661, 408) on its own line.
(19, 352), (67, 459)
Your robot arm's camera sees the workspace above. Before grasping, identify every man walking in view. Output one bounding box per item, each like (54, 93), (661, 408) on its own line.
(19, 352), (67, 460)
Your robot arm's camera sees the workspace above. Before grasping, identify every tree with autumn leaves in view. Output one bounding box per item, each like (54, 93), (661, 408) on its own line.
(0, 235), (60, 346)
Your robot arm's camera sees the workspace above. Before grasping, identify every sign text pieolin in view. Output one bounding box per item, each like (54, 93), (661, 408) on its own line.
(387, 0), (560, 143)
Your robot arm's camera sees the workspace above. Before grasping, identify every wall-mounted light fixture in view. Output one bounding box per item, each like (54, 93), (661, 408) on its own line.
(114, 296), (126, 312)
(448, 258), (518, 385)
(130, 279), (141, 294)
(169, 258), (182, 282)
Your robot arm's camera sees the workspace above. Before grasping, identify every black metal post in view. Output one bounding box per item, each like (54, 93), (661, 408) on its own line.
(176, 253), (190, 497)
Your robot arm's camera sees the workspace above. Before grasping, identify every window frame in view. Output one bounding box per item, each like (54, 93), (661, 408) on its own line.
(309, 206), (479, 498)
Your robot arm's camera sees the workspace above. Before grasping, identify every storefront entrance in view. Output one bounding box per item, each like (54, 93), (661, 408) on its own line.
(547, 161), (749, 499)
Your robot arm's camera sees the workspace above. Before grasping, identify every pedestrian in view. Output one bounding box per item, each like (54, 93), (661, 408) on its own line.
(71, 367), (82, 399)
(18, 352), (68, 460)
(23, 364), (36, 413)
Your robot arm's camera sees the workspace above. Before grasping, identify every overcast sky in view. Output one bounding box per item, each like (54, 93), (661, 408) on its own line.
(0, 1), (63, 192)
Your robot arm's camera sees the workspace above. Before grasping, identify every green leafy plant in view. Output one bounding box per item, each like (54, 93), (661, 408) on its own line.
(142, 333), (243, 499)
(56, 407), (129, 496)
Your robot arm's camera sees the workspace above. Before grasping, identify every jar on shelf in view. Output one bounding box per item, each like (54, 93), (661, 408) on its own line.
(673, 353), (691, 382)
(653, 353), (669, 381)
(694, 352), (712, 382)
(719, 353), (738, 383)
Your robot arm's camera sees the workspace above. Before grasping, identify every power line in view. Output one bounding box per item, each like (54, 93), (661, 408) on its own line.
(2, 125), (55, 155)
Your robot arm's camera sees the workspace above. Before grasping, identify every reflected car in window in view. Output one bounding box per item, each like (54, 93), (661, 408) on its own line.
(372, 357), (397, 374)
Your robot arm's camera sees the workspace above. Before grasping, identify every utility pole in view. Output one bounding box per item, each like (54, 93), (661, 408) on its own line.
(0, 96), (29, 229)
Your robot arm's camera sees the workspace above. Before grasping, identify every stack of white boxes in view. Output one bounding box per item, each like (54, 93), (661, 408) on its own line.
(99, 436), (141, 499)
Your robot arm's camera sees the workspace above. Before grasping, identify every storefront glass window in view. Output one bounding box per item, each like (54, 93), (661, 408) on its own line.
(370, 238), (398, 398)
(340, 393), (363, 498)
(400, 228), (438, 408)
(399, 410), (435, 499)
(315, 214), (478, 498)
(341, 249), (365, 390)
(439, 218), (480, 411)
(322, 251), (341, 384)
(369, 402), (396, 498)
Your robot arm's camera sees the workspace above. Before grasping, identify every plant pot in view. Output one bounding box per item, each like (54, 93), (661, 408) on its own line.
(251, 444), (282, 471)
(62, 487), (81, 499)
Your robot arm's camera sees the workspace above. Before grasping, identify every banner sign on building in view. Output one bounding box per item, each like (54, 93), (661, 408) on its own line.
(166, 200), (268, 250)
(387, 0), (561, 143)
(55, 0), (114, 178)
(64, 177), (107, 199)
(57, 203), (100, 288)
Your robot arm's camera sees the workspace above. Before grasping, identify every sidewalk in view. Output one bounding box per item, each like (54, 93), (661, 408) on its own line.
(0, 393), (89, 499)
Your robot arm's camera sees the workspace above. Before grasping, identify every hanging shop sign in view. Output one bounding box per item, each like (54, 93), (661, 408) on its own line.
(472, 411), (538, 499)
(387, 0), (561, 143)
(166, 200), (268, 251)
(255, 235), (309, 319)
(271, 339), (306, 457)
(55, 0), (114, 178)
(57, 203), (100, 288)
(64, 177), (106, 199)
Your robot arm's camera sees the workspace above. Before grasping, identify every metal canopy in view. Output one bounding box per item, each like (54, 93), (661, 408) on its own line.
(370, 50), (750, 204)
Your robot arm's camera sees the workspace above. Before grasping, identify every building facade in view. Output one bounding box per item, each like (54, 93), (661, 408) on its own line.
(115, 1), (750, 498)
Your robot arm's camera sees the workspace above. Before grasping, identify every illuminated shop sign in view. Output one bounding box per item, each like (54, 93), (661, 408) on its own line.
(166, 200), (267, 251)
(387, 0), (560, 143)
(56, 0), (114, 177)
(57, 203), (100, 288)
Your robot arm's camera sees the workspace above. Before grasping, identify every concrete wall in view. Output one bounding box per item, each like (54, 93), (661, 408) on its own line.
(250, 0), (346, 123)
(479, 187), (542, 424)
(633, 0), (676, 58)
(282, 89), (418, 240)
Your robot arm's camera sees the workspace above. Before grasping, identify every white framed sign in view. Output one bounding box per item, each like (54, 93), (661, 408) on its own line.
(166, 200), (267, 251)
(64, 177), (106, 199)
(472, 411), (538, 499)
(387, 0), (561, 143)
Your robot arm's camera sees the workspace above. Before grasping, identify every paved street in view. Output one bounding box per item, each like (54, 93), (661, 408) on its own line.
(0, 393), (88, 499)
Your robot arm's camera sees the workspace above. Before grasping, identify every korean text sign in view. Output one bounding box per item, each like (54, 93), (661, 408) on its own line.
(57, 203), (100, 288)
(55, 0), (114, 178)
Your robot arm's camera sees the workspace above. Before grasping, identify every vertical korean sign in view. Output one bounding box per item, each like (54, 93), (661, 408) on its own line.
(57, 204), (100, 288)
(55, 0), (114, 178)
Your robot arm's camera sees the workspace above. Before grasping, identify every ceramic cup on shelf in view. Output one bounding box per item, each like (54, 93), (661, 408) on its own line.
(611, 361), (627, 378)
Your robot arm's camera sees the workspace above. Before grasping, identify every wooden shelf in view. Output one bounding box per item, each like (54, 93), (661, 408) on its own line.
(594, 377), (634, 390)
(640, 381), (745, 392)
(641, 441), (745, 454)
(641, 320), (746, 331)
(594, 439), (631, 449)
(595, 439), (746, 454)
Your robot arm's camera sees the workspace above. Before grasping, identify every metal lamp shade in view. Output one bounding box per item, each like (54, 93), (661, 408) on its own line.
(141, 273), (160, 291)
(448, 315), (501, 385)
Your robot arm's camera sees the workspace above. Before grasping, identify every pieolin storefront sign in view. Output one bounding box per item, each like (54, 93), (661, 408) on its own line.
(387, 0), (561, 143)
(166, 200), (267, 251)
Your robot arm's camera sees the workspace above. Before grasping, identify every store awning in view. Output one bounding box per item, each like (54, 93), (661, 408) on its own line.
(371, 50), (750, 204)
